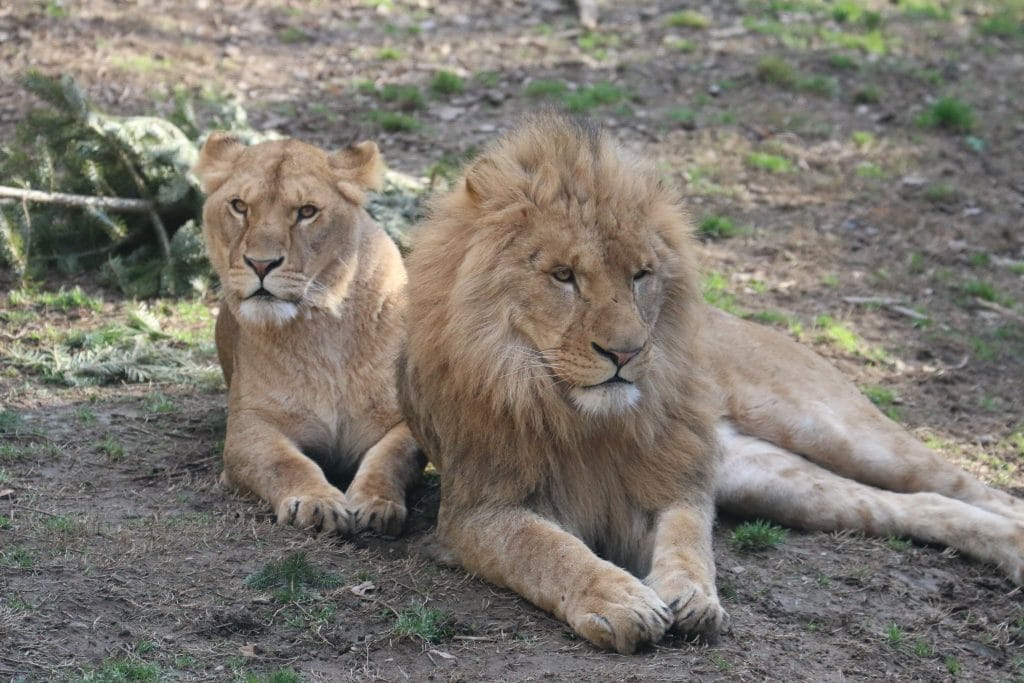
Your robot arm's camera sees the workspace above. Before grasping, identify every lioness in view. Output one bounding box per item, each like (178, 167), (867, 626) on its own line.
(194, 133), (422, 536)
(398, 114), (1024, 654)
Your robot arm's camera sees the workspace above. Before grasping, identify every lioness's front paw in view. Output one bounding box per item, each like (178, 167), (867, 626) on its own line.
(346, 491), (406, 537)
(652, 577), (728, 638)
(275, 488), (350, 535)
(567, 572), (673, 654)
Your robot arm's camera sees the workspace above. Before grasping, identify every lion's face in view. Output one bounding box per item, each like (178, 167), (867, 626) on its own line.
(194, 134), (383, 325)
(415, 117), (698, 420)
(493, 208), (667, 417)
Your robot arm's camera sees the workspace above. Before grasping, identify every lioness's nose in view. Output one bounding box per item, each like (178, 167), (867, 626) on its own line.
(244, 256), (284, 279)
(591, 342), (641, 368)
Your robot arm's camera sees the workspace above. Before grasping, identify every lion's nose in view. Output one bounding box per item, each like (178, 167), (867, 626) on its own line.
(591, 342), (641, 368)
(244, 256), (284, 279)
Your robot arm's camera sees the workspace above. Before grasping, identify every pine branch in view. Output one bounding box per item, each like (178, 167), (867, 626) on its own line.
(0, 185), (153, 213)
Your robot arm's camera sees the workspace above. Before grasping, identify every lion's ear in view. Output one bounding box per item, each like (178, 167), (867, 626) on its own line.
(462, 157), (498, 205)
(193, 132), (245, 195)
(330, 140), (385, 194)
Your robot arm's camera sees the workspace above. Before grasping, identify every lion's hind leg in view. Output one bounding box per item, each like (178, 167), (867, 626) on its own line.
(715, 424), (1024, 585)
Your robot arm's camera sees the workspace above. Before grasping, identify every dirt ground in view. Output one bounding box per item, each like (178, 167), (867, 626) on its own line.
(1, 0), (1023, 680)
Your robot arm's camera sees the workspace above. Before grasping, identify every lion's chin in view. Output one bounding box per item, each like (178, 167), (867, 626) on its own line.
(237, 298), (300, 326)
(569, 383), (641, 418)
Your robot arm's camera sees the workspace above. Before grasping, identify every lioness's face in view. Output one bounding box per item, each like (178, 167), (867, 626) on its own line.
(497, 209), (667, 417)
(195, 135), (382, 325)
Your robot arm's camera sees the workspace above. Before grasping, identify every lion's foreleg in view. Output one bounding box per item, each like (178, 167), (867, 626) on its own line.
(346, 422), (424, 536)
(644, 497), (728, 638)
(440, 506), (672, 654)
(222, 416), (350, 534)
(716, 435), (1024, 584)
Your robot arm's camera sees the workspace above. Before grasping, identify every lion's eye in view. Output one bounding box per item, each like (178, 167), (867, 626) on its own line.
(230, 198), (247, 214)
(634, 269), (651, 281)
(297, 204), (318, 220)
(551, 267), (575, 284)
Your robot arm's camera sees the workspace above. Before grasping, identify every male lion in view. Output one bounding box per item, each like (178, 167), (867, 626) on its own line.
(194, 133), (422, 536)
(398, 115), (1024, 654)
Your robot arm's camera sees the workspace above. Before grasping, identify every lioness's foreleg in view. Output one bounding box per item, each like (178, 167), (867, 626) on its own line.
(346, 422), (423, 536)
(644, 497), (728, 638)
(440, 506), (672, 654)
(222, 416), (350, 534)
(716, 427), (1024, 584)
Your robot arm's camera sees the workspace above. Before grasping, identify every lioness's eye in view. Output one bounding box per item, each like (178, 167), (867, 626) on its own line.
(230, 198), (247, 214)
(634, 269), (651, 281)
(297, 204), (318, 220)
(551, 267), (575, 284)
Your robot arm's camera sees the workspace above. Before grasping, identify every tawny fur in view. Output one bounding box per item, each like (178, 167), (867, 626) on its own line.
(194, 133), (422, 536)
(398, 114), (1024, 655)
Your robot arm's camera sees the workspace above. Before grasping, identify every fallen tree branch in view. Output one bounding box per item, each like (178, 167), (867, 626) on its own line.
(843, 296), (930, 321)
(0, 185), (154, 213)
(973, 297), (1024, 324)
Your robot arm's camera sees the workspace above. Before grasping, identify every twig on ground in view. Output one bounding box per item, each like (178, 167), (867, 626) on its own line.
(843, 296), (930, 321)
(0, 185), (152, 213)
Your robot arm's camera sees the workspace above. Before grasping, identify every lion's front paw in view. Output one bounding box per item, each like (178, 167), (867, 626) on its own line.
(567, 572), (673, 654)
(652, 577), (728, 639)
(275, 487), (350, 535)
(345, 491), (407, 537)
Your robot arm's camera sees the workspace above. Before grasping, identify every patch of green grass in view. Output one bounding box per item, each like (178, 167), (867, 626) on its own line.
(666, 37), (697, 52)
(746, 152), (793, 173)
(851, 130), (876, 147)
(377, 46), (403, 61)
(731, 520), (788, 551)
(886, 536), (911, 551)
(110, 54), (171, 73)
(9, 286), (102, 312)
(917, 97), (975, 133)
(577, 31), (621, 60)
(80, 657), (161, 682)
(245, 552), (340, 603)
(98, 435), (125, 460)
(393, 605), (454, 643)
(853, 85), (882, 104)
(0, 515), (11, 530)
(564, 82), (629, 113)
(698, 215), (739, 239)
(702, 271), (743, 315)
(924, 183), (957, 203)
(1, 546), (35, 569)
(667, 107), (697, 128)
(863, 385), (899, 414)
(475, 71), (500, 88)
(364, 111), (421, 133)
(962, 280), (997, 302)
(0, 441), (59, 462)
(856, 162), (885, 178)
(45, 515), (80, 534)
(379, 84), (425, 110)
(0, 467), (9, 484)
(523, 79), (569, 99)
(74, 406), (97, 423)
(885, 622), (905, 648)
(430, 70), (465, 96)
(664, 10), (711, 29)
(143, 391), (176, 414)
(0, 410), (21, 433)
(821, 29), (887, 55)
(277, 26), (312, 44)
(814, 315), (860, 354)
(978, 11), (1023, 38)
(822, 273), (840, 287)
(756, 56), (798, 87)
(901, 0), (950, 20)
(911, 639), (934, 657)
(945, 655), (961, 675)
(829, 53), (860, 70)
(241, 669), (303, 683)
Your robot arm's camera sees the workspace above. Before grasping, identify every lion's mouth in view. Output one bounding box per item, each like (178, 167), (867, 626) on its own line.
(586, 375), (633, 389)
(247, 287), (277, 300)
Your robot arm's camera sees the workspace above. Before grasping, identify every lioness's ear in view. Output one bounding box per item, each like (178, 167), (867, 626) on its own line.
(330, 140), (384, 193)
(462, 157), (497, 205)
(193, 132), (245, 194)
